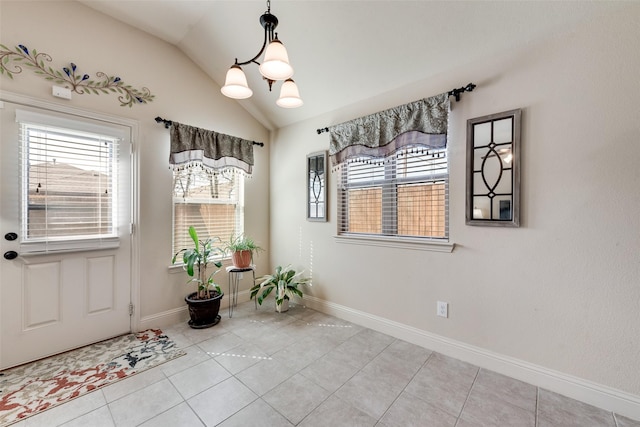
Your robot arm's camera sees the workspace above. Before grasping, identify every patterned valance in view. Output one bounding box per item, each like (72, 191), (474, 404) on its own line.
(169, 122), (254, 175)
(328, 92), (450, 166)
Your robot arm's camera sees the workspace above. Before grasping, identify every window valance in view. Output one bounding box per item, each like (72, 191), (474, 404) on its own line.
(328, 92), (450, 167)
(169, 122), (254, 175)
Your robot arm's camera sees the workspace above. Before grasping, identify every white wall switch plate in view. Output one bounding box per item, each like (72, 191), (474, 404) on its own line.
(437, 301), (448, 318)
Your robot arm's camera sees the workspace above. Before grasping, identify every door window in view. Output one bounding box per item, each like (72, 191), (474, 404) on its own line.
(17, 109), (125, 253)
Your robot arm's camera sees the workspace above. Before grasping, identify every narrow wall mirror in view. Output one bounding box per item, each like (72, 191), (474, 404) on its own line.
(466, 109), (521, 227)
(307, 151), (327, 221)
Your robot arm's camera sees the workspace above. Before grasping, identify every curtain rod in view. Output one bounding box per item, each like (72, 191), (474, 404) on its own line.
(315, 83), (476, 135)
(154, 116), (264, 147)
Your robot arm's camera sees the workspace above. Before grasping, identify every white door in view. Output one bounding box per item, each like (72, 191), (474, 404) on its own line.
(0, 98), (133, 369)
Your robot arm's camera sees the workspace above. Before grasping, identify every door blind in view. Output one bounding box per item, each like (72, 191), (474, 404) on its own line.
(19, 118), (119, 248)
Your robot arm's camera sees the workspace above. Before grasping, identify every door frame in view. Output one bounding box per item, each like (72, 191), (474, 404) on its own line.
(0, 91), (141, 361)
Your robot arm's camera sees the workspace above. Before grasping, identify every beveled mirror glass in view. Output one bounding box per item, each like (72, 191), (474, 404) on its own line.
(307, 151), (327, 221)
(466, 109), (521, 227)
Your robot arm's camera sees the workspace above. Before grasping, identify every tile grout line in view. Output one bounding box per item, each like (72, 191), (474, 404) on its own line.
(183, 324), (268, 426)
(359, 337), (401, 425)
(102, 390), (118, 427)
(158, 366), (195, 424)
(452, 366), (481, 427)
(276, 310), (339, 425)
(364, 335), (400, 425)
(147, 365), (196, 425)
(166, 338), (239, 426)
(613, 411), (620, 427)
(534, 386), (540, 427)
(297, 330), (397, 425)
(220, 308), (355, 426)
(375, 344), (436, 425)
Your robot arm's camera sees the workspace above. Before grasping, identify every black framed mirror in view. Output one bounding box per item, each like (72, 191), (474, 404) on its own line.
(466, 109), (521, 227)
(307, 151), (327, 222)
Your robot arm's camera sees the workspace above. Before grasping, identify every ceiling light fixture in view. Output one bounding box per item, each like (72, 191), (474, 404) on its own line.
(221, 0), (303, 108)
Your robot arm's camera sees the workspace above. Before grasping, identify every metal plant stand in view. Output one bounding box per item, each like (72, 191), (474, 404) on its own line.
(226, 265), (255, 318)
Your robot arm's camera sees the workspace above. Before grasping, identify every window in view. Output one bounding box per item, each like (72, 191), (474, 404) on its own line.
(172, 166), (243, 258)
(18, 109), (122, 252)
(338, 146), (448, 240)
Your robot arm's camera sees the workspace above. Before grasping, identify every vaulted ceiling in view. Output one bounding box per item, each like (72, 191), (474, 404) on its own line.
(78, 1), (614, 130)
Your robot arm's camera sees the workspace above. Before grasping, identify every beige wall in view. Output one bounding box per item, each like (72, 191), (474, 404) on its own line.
(1, 0), (638, 414)
(270, 3), (640, 399)
(0, 1), (271, 320)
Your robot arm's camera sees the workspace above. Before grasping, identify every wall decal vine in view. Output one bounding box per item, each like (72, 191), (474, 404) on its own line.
(0, 44), (154, 107)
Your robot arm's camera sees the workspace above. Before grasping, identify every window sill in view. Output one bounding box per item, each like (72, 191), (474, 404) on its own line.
(334, 234), (454, 253)
(168, 264), (186, 274)
(168, 256), (232, 273)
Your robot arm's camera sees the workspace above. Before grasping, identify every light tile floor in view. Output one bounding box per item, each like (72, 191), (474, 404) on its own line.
(13, 301), (640, 427)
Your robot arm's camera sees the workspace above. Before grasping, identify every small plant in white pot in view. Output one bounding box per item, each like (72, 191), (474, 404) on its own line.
(250, 265), (310, 312)
(224, 234), (262, 268)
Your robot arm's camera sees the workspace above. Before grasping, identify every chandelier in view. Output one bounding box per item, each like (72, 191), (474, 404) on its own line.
(221, 0), (303, 108)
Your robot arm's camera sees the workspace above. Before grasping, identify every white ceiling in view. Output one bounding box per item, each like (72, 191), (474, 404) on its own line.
(78, 1), (613, 130)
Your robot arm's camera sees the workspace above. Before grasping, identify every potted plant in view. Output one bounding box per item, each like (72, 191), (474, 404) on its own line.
(172, 226), (224, 329)
(250, 265), (310, 313)
(224, 234), (262, 268)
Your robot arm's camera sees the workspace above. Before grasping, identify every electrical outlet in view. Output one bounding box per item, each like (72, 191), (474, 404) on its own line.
(437, 301), (448, 318)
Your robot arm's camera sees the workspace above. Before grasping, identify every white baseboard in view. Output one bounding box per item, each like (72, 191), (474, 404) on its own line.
(138, 290), (253, 330)
(139, 306), (187, 330)
(302, 295), (640, 421)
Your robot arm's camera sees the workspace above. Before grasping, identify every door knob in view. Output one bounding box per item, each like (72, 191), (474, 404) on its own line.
(4, 232), (18, 241)
(4, 251), (18, 260)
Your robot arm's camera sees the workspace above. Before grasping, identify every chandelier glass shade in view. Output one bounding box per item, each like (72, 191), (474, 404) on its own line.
(221, 65), (253, 99)
(221, 1), (302, 108)
(259, 39), (293, 80)
(276, 78), (303, 108)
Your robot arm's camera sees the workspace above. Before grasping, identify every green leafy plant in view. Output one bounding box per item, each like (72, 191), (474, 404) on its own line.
(224, 234), (263, 267)
(223, 234), (262, 253)
(172, 226), (223, 299)
(250, 265), (310, 307)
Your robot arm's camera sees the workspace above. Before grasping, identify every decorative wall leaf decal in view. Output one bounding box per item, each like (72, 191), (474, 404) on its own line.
(0, 43), (154, 107)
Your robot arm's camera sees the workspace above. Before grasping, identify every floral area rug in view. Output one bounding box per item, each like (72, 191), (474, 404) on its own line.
(0, 329), (185, 426)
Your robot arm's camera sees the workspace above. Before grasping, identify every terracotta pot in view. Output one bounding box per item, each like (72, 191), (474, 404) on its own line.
(231, 250), (252, 268)
(184, 291), (223, 329)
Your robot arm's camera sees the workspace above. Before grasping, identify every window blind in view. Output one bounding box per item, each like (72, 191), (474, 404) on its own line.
(338, 147), (448, 239)
(172, 167), (243, 257)
(17, 110), (121, 253)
